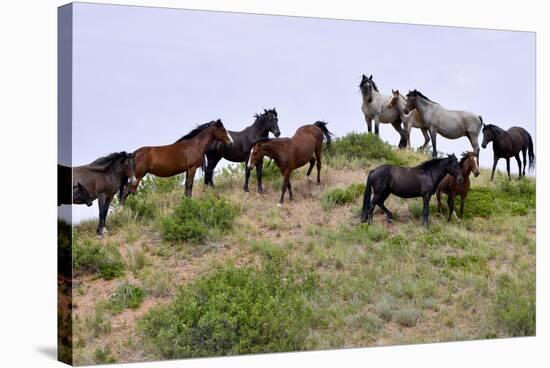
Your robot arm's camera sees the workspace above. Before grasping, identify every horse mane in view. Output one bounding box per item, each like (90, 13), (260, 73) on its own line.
(175, 121), (214, 143)
(483, 123), (504, 133)
(414, 157), (447, 171)
(371, 79), (379, 92)
(253, 108), (277, 120)
(459, 151), (476, 166)
(87, 152), (130, 171)
(411, 89), (437, 104)
(253, 137), (272, 145)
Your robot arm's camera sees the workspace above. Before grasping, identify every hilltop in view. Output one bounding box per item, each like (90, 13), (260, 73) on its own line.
(64, 133), (535, 365)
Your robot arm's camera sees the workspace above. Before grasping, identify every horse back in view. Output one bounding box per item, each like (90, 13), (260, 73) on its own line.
(508, 127), (531, 149)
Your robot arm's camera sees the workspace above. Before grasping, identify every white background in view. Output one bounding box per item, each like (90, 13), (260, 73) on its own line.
(0, 1), (547, 367)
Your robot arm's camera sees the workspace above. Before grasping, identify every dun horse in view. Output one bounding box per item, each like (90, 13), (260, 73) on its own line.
(481, 124), (535, 181)
(403, 90), (483, 160)
(122, 119), (233, 201)
(247, 121), (333, 205)
(204, 109), (281, 193)
(387, 89), (431, 150)
(73, 152), (138, 235)
(361, 155), (463, 226)
(436, 152), (479, 221)
(360, 74), (407, 148)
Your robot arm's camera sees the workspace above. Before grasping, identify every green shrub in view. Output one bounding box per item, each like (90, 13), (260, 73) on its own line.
(107, 281), (145, 314)
(320, 183), (365, 210)
(394, 307), (420, 327)
(93, 346), (116, 364)
(139, 257), (316, 358)
(325, 132), (406, 167)
(159, 194), (238, 243)
(125, 174), (183, 220)
(494, 273), (535, 336)
(73, 239), (125, 280)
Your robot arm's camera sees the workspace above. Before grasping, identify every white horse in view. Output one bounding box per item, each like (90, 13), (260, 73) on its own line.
(403, 90), (483, 160)
(387, 89), (430, 150)
(360, 74), (406, 148)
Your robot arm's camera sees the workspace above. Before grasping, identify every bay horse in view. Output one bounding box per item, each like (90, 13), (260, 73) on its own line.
(387, 89), (430, 150)
(204, 108), (281, 192)
(403, 90), (483, 160)
(436, 152), (480, 221)
(360, 74), (407, 148)
(361, 154), (463, 226)
(73, 152), (137, 235)
(247, 121), (333, 205)
(481, 123), (535, 181)
(122, 119), (233, 201)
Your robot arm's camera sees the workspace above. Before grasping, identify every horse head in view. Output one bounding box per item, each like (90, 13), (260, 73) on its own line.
(263, 108), (281, 137)
(211, 119), (234, 146)
(360, 74), (376, 102)
(121, 152), (138, 186)
(73, 182), (93, 206)
(461, 152), (480, 177)
(481, 124), (497, 149)
(387, 89), (400, 108)
(404, 90), (419, 114)
(247, 139), (269, 169)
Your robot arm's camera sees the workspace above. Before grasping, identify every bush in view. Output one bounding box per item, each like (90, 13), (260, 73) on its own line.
(159, 194), (238, 243)
(139, 268), (174, 298)
(139, 257), (317, 358)
(394, 307), (420, 327)
(73, 239), (125, 280)
(325, 132), (406, 167)
(494, 273), (535, 336)
(320, 183), (365, 210)
(107, 281), (145, 314)
(125, 174), (183, 220)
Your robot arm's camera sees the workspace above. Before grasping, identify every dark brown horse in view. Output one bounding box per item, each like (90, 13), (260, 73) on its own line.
(122, 119), (233, 200)
(361, 155), (463, 226)
(436, 152), (479, 221)
(247, 121), (333, 205)
(481, 124), (535, 181)
(73, 152), (137, 235)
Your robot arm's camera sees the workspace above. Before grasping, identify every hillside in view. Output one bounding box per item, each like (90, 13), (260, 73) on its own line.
(65, 133), (535, 365)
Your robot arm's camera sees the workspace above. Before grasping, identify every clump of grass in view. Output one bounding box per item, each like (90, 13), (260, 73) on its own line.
(375, 298), (394, 322)
(126, 245), (148, 275)
(107, 281), (145, 314)
(78, 301), (112, 340)
(320, 183), (365, 210)
(325, 132), (406, 167)
(73, 239), (125, 280)
(493, 273), (535, 336)
(138, 267), (174, 298)
(139, 253), (317, 359)
(394, 307), (420, 327)
(93, 346), (116, 364)
(159, 194), (238, 244)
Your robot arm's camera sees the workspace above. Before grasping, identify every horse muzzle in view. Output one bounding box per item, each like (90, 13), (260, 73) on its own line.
(130, 176), (138, 185)
(481, 143), (487, 149)
(274, 130), (281, 137)
(474, 171), (480, 177)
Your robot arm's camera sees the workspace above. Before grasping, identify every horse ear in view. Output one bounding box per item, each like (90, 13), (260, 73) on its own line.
(369, 75), (373, 80)
(77, 182), (85, 190)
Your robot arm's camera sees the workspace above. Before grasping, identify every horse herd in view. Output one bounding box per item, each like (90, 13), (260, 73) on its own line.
(58, 74), (535, 236)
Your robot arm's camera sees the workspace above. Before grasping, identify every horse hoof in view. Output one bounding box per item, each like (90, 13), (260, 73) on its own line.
(243, 188), (250, 193)
(387, 218), (393, 224)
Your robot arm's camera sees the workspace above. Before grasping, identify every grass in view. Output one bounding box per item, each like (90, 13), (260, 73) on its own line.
(69, 134), (536, 364)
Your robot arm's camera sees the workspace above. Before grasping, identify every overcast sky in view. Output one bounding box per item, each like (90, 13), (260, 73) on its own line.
(62, 2), (535, 222)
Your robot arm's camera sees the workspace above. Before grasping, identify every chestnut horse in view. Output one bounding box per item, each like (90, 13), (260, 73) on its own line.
(247, 121), (333, 205)
(122, 119), (233, 201)
(436, 152), (480, 221)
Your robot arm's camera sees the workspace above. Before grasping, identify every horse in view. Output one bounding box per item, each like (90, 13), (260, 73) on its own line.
(387, 89), (431, 150)
(359, 74), (407, 148)
(361, 154), (463, 226)
(122, 119), (233, 202)
(247, 121), (333, 205)
(73, 152), (138, 235)
(403, 90), (483, 160)
(436, 152), (480, 221)
(73, 183), (93, 207)
(481, 124), (535, 181)
(204, 108), (281, 193)
(58, 164), (95, 207)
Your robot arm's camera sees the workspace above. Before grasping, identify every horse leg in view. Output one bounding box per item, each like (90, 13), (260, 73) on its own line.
(255, 161), (264, 193)
(406, 121), (413, 149)
(522, 148), (528, 177)
(102, 195), (113, 231)
(121, 176), (141, 205)
(391, 119), (406, 149)
(422, 193), (431, 226)
(375, 120), (380, 136)
(279, 170), (291, 205)
(429, 129), (438, 158)
(244, 165), (252, 192)
(490, 155), (499, 181)
(515, 153), (522, 179)
(315, 148), (322, 184)
(467, 132), (480, 165)
(368, 193), (382, 224)
(287, 179), (293, 201)
(306, 157), (316, 180)
(365, 116), (373, 134)
(185, 167), (197, 197)
(506, 158), (511, 180)
(459, 194), (466, 218)
(420, 128), (430, 150)
(96, 193), (107, 236)
(377, 192), (393, 223)
(446, 193), (455, 222)
(204, 154), (221, 188)
(436, 189), (443, 214)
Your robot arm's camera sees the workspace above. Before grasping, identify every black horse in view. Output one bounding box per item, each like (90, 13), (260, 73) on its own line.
(204, 108), (281, 192)
(361, 155), (463, 226)
(481, 124), (535, 181)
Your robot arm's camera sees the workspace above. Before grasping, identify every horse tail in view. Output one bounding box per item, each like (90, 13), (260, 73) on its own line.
(314, 121), (333, 148)
(361, 171), (373, 222)
(527, 132), (535, 171)
(478, 115), (484, 128)
(118, 176), (128, 202)
(201, 155), (207, 173)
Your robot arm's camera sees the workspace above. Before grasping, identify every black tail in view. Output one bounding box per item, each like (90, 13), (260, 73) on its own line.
(527, 132), (535, 171)
(361, 172), (373, 223)
(478, 115), (484, 128)
(118, 176), (128, 203)
(314, 121), (333, 148)
(201, 155), (207, 173)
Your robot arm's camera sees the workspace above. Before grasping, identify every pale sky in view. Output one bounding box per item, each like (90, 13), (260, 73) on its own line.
(61, 2), (536, 222)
